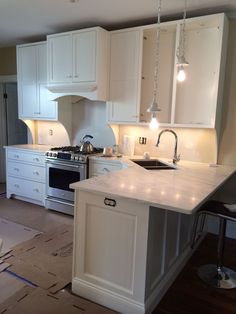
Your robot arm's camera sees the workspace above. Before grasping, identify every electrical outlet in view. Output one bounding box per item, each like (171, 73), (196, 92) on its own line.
(49, 129), (53, 136)
(139, 137), (147, 144)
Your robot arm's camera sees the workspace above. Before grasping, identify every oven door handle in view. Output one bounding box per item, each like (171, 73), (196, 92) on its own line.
(47, 161), (82, 169)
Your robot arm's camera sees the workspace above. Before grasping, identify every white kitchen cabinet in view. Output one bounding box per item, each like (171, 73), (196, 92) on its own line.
(89, 157), (122, 177)
(107, 29), (142, 123)
(173, 14), (228, 130)
(5, 147), (46, 206)
(72, 190), (194, 314)
(107, 13), (228, 134)
(47, 27), (108, 101)
(17, 42), (57, 120)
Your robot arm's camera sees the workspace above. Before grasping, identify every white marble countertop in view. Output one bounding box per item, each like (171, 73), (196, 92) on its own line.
(71, 156), (236, 214)
(4, 144), (53, 153)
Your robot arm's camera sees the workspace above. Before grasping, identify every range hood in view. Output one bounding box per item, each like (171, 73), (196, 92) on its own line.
(47, 82), (106, 102)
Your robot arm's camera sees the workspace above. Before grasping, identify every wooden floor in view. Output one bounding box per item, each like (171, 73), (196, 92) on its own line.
(154, 234), (236, 314)
(1, 185), (236, 313)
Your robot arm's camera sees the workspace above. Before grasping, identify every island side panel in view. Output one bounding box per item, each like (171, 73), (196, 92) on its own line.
(72, 190), (150, 314)
(145, 207), (194, 313)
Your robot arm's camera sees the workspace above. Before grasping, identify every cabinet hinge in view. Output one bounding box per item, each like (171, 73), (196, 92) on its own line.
(3, 93), (7, 99)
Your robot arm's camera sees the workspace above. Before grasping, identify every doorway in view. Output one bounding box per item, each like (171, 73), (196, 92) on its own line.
(0, 82), (27, 183)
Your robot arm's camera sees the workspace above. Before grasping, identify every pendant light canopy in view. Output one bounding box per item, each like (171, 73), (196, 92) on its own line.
(147, 0), (162, 130)
(176, 0), (189, 82)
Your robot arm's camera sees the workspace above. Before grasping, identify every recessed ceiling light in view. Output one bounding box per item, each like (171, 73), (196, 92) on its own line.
(69, 0), (79, 3)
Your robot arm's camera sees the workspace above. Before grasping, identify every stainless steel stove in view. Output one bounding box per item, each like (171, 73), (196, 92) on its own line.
(45, 146), (103, 216)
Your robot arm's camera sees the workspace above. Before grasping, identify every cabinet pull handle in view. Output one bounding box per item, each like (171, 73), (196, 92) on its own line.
(74, 75), (78, 78)
(33, 171), (39, 175)
(14, 168), (19, 172)
(33, 188), (39, 193)
(33, 158), (39, 162)
(66, 75), (72, 78)
(14, 184), (19, 188)
(103, 167), (110, 172)
(104, 197), (116, 207)
(14, 154), (19, 158)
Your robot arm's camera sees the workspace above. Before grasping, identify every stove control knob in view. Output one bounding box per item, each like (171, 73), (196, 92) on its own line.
(53, 153), (57, 157)
(74, 155), (79, 161)
(71, 155), (75, 160)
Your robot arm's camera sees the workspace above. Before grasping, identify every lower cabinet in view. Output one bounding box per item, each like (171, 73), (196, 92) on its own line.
(72, 190), (194, 314)
(5, 148), (46, 206)
(88, 157), (122, 177)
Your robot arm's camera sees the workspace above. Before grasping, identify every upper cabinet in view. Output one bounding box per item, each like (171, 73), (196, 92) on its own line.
(17, 42), (58, 120)
(107, 29), (142, 123)
(47, 27), (109, 101)
(107, 13), (229, 132)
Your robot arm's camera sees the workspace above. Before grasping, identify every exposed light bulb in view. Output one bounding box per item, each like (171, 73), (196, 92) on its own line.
(177, 66), (186, 82)
(149, 116), (159, 130)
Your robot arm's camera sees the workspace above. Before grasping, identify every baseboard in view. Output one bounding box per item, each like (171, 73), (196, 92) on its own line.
(72, 277), (145, 314)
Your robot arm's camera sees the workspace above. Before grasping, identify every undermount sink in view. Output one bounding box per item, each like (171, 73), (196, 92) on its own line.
(131, 159), (176, 170)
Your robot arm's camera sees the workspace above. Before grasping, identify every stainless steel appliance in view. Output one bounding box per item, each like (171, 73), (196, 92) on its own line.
(45, 145), (102, 215)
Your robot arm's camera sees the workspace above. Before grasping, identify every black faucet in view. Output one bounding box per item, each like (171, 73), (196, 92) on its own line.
(156, 129), (180, 164)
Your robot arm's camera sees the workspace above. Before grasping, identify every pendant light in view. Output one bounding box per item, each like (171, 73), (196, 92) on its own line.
(176, 0), (189, 82)
(147, 0), (162, 130)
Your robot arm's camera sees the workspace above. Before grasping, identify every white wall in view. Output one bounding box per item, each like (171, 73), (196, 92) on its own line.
(118, 125), (217, 164)
(31, 98), (116, 148)
(72, 98), (116, 148)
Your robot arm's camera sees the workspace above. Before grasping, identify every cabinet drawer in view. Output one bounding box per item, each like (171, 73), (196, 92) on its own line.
(8, 161), (45, 183)
(7, 150), (45, 165)
(7, 176), (45, 202)
(89, 160), (122, 177)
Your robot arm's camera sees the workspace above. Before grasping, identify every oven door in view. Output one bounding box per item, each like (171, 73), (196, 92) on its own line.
(46, 160), (85, 202)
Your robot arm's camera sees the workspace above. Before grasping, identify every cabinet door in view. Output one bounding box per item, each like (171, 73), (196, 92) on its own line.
(73, 30), (96, 82)
(140, 27), (176, 124)
(47, 34), (72, 83)
(17, 45), (39, 118)
(174, 23), (223, 127)
(107, 30), (141, 123)
(37, 44), (57, 120)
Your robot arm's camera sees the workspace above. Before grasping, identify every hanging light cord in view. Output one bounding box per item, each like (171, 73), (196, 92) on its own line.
(177, 0), (187, 60)
(153, 0), (161, 104)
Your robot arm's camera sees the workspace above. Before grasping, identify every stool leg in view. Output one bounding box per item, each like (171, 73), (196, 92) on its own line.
(198, 217), (236, 289)
(217, 218), (226, 270)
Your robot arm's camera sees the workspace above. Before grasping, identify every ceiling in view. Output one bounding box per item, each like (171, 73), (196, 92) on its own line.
(0, 0), (236, 47)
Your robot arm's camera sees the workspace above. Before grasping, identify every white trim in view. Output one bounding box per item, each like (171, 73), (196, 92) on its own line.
(145, 247), (192, 314)
(72, 278), (145, 314)
(0, 75), (17, 83)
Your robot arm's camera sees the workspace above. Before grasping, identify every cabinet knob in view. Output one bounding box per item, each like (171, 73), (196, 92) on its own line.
(66, 75), (72, 78)
(104, 197), (116, 207)
(103, 167), (110, 172)
(14, 154), (19, 158)
(74, 75), (78, 78)
(14, 184), (20, 188)
(33, 171), (39, 175)
(33, 157), (39, 162)
(33, 188), (39, 193)
(14, 168), (19, 172)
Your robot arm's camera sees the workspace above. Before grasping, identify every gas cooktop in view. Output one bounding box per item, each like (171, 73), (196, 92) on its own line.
(45, 146), (103, 163)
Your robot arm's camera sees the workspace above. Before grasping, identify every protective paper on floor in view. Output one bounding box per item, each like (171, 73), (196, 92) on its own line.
(0, 218), (41, 257)
(0, 287), (116, 314)
(6, 224), (73, 293)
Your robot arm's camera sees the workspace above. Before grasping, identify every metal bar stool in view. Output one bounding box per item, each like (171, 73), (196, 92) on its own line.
(191, 200), (236, 289)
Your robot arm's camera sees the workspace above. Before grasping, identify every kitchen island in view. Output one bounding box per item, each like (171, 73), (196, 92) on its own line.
(70, 158), (235, 314)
